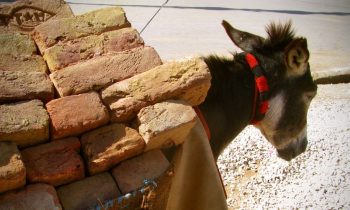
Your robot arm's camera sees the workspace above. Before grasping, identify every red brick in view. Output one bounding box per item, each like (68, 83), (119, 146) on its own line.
(0, 142), (26, 193)
(0, 0), (73, 33)
(49, 46), (162, 97)
(57, 172), (120, 210)
(43, 28), (144, 72)
(136, 100), (197, 151)
(0, 71), (54, 103)
(46, 92), (110, 139)
(0, 100), (49, 147)
(0, 184), (62, 210)
(101, 57), (211, 122)
(111, 150), (170, 194)
(81, 123), (145, 175)
(21, 137), (84, 186)
(32, 7), (130, 53)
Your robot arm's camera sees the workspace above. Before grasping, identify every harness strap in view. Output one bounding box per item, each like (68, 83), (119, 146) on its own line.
(193, 107), (211, 140)
(245, 53), (270, 124)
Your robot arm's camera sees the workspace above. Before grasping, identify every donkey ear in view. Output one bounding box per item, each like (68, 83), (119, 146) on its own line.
(222, 20), (264, 52)
(285, 38), (309, 77)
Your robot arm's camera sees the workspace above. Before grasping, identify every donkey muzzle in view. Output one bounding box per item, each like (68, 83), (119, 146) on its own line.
(277, 137), (308, 161)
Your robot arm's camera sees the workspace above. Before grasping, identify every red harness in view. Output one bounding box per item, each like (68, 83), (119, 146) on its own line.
(245, 53), (270, 125)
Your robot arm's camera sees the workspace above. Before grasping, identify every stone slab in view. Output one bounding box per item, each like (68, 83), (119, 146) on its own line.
(21, 137), (84, 187)
(0, 0), (73, 33)
(81, 123), (145, 175)
(0, 71), (54, 103)
(44, 27), (144, 72)
(56, 172), (120, 210)
(0, 100), (49, 147)
(0, 32), (36, 56)
(32, 7), (131, 53)
(101, 57), (211, 122)
(0, 54), (47, 73)
(0, 183), (62, 210)
(50, 46), (162, 97)
(0, 141), (26, 194)
(136, 100), (197, 151)
(46, 91), (110, 139)
(111, 150), (170, 194)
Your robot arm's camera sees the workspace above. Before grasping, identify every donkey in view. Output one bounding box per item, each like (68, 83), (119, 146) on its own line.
(200, 20), (317, 161)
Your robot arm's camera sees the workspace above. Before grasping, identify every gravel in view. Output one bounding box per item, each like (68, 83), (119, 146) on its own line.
(217, 83), (350, 209)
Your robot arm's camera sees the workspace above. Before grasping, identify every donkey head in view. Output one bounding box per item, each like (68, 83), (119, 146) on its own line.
(223, 20), (317, 161)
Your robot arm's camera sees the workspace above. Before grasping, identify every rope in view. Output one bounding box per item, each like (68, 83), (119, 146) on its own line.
(140, 0), (170, 34)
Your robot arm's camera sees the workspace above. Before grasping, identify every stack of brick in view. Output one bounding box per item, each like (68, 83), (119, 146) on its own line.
(0, 2), (211, 210)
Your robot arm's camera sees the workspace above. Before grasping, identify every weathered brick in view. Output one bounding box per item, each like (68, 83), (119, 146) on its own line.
(32, 7), (130, 53)
(21, 137), (84, 186)
(101, 57), (211, 122)
(0, 142), (26, 193)
(0, 183), (62, 210)
(81, 123), (145, 175)
(46, 92), (110, 139)
(0, 32), (36, 56)
(136, 100), (197, 151)
(0, 71), (54, 103)
(0, 0), (73, 33)
(0, 54), (47, 73)
(111, 150), (170, 194)
(50, 46), (162, 97)
(0, 100), (49, 147)
(57, 172), (120, 210)
(44, 28), (144, 72)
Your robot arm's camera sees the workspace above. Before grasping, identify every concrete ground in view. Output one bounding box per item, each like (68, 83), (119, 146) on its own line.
(68, 0), (350, 83)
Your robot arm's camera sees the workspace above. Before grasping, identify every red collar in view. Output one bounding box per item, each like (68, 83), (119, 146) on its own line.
(193, 107), (211, 140)
(245, 53), (270, 124)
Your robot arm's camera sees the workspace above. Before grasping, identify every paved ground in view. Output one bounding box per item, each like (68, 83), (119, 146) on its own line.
(68, 0), (350, 82)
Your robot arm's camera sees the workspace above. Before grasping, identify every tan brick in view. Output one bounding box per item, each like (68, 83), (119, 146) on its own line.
(101, 57), (211, 122)
(136, 100), (197, 151)
(0, 0), (73, 33)
(81, 123), (145, 175)
(0, 71), (54, 103)
(0, 183), (62, 210)
(0, 142), (26, 193)
(0, 100), (49, 147)
(111, 150), (170, 194)
(0, 32), (36, 56)
(21, 137), (84, 187)
(46, 92), (110, 139)
(32, 7), (130, 53)
(57, 172), (120, 210)
(0, 54), (47, 73)
(44, 28), (144, 72)
(50, 46), (162, 97)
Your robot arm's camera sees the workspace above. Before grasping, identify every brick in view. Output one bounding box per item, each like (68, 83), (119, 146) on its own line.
(50, 46), (162, 97)
(0, 0), (73, 33)
(81, 123), (145, 175)
(0, 183), (62, 210)
(136, 100), (197, 151)
(0, 100), (49, 147)
(0, 71), (54, 103)
(44, 28), (144, 72)
(0, 32), (36, 56)
(57, 172), (120, 210)
(0, 142), (25, 193)
(21, 137), (84, 187)
(111, 150), (170, 194)
(101, 57), (211, 122)
(32, 7), (130, 53)
(0, 54), (47, 73)
(46, 92), (110, 139)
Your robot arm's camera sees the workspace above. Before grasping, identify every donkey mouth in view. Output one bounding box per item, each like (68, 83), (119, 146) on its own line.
(276, 137), (308, 161)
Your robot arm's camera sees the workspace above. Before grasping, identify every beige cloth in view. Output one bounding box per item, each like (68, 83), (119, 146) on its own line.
(166, 119), (228, 210)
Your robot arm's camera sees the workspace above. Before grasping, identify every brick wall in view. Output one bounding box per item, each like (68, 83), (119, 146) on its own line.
(0, 2), (211, 209)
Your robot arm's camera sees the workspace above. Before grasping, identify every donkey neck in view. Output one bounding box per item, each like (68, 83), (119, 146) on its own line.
(200, 54), (256, 159)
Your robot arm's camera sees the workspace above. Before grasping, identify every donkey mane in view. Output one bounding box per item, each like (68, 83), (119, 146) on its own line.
(262, 21), (295, 51)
